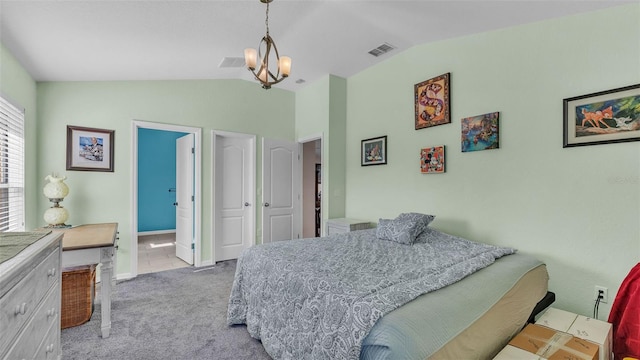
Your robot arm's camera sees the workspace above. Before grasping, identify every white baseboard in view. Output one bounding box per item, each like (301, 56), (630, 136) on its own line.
(199, 260), (214, 267)
(116, 272), (134, 281)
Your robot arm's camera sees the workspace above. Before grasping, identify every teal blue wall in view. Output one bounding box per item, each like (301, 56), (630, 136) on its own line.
(137, 128), (188, 232)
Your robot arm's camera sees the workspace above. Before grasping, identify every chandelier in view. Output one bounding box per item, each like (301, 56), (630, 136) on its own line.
(244, 0), (291, 89)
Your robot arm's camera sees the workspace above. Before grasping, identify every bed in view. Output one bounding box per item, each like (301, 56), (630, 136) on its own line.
(227, 214), (549, 359)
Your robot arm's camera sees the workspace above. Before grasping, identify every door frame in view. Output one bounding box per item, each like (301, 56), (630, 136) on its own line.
(211, 130), (256, 263)
(130, 120), (202, 278)
(297, 133), (323, 236)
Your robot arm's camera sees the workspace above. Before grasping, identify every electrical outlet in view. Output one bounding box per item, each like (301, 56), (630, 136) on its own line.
(595, 286), (608, 304)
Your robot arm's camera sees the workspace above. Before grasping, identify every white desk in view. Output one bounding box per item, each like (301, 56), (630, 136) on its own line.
(53, 223), (118, 339)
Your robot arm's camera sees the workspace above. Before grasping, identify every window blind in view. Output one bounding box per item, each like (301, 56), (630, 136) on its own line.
(0, 95), (25, 232)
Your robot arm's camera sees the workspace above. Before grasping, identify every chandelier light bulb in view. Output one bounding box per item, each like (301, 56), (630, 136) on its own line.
(279, 56), (291, 77)
(258, 67), (268, 83)
(244, 48), (257, 70)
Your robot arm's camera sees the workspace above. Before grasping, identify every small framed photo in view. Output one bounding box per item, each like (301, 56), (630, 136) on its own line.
(461, 112), (500, 152)
(415, 72), (450, 130)
(66, 125), (115, 172)
(563, 84), (640, 147)
(361, 136), (387, 166)
(420, 145), (445, 174)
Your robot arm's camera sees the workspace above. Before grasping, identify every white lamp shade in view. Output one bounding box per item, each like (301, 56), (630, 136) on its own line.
(43, 175), (69, 199)
(279, 56), (291, 76)
(258, 67), (268, 82)
(244, 48), (257, 69)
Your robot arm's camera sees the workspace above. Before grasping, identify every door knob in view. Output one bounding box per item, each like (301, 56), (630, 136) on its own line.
(244, 202), (251, 207)
(173, 202), (178, 206)
(264, 202), (270, 207)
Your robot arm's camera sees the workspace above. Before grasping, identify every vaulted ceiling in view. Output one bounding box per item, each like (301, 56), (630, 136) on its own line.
(0, 1), (630, 92)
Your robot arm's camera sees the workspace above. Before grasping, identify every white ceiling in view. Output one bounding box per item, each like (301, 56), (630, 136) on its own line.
(0, 0), (631, 92)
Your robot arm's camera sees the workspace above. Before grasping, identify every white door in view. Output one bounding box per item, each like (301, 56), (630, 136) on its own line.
(214, 134), (254, 261)
(262, 138), (300, 243)
(176, 134), (194, 265)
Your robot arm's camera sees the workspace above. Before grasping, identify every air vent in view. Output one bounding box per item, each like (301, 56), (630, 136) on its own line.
(218, 57), (246, 68)
(368, 43), (395, 57)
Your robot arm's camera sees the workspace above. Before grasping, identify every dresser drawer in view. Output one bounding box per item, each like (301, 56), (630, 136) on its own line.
(2, 285), (60, 360)
(0, 247), (60, 352)
(34, 306), (62, 360)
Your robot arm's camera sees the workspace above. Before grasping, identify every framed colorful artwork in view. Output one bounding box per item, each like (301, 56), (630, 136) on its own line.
(420, 145), (445, 174)
(563, 84), (640, 147)
(414, 72), (450, 130)
(461, 112), (499, 152)
(361, 136), (387, 166)
(66, 125), (115, 172)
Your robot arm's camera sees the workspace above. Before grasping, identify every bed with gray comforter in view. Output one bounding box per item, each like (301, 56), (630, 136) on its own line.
(227, 217), (541, 359)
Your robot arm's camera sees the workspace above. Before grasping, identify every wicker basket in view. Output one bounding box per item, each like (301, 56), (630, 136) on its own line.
(61, 264), (96, 329)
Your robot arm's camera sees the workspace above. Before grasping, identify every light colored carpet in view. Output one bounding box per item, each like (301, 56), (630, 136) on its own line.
(61, 260), (271, 360)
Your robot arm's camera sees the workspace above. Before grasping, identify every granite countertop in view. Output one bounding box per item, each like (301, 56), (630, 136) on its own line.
(0, 231), (51, 265)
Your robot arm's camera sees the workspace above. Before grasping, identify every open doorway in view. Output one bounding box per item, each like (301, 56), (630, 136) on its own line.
(130, 120), (202, 278)
(300, 135), (323, 238)
(137, 129), (188, 274)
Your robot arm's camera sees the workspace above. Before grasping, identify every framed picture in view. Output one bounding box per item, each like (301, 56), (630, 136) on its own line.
(420, 145), (445, 174)
(563, 84), (640, 147)
(361, 136), (387, 166)
(66, 125), (115, 172)
(461, 112), (499, 152)
(415, 72), (450, 130)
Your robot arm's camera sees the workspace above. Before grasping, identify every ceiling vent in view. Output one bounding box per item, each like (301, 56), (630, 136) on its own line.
(218, 57), (246, 68)
(368, 43), (395, 57)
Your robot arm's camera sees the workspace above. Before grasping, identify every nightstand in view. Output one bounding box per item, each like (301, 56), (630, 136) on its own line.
(325, 218), (371, 235)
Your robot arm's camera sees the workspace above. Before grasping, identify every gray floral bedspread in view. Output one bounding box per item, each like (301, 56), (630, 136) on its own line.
(227, 228), (516, 360)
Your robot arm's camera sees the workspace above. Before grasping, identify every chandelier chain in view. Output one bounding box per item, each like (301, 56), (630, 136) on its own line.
(265, 1), (270, 36)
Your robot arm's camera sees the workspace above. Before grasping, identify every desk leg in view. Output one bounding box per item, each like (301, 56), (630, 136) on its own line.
(100, 247), (114, 338)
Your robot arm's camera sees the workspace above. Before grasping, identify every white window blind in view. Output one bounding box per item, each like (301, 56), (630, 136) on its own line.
(0, 95), (25, 232)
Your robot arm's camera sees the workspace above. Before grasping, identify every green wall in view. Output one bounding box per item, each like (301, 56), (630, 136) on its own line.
(36, 80), (295, 276)
(345, 4), (640, 318)
(0, 44), (38, 230)
(3, 3), (638, 320)
(296, 75), (347, 229)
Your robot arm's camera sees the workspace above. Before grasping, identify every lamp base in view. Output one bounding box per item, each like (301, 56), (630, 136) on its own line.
(44, 206), (69, 227)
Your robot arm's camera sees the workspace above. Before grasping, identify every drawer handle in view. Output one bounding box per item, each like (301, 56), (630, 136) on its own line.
(46, 344), (55, 353)
(14, 302), (27, 315)
(47, 268), (56, 277)
(47, 308), (57, 318)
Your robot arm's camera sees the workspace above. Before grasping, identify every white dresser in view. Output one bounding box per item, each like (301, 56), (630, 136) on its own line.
(0, 232), (63, 360)
(325, 218), (372, 235)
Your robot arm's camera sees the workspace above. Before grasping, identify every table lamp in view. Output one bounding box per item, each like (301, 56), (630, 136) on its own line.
(43, 174), (70, 227)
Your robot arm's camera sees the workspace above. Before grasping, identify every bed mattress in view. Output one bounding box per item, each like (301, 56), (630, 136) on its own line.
(361, 252), (548, 360)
